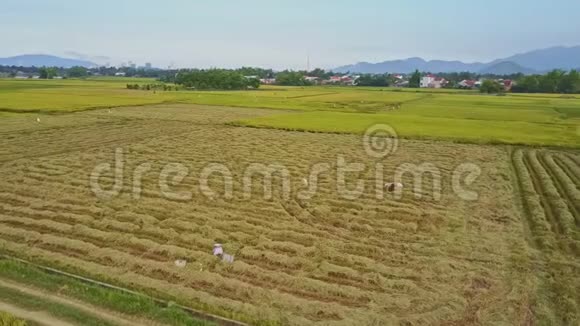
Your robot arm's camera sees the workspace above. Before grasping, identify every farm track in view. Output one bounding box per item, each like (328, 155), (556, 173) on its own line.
(0, 300), (75, 326)
(0, 278), (154, 326)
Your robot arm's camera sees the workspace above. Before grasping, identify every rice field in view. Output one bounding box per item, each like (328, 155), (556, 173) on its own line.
(1, 78), (578, 147)
(0, 78), (579, 324)
(1, 102), (578, 325)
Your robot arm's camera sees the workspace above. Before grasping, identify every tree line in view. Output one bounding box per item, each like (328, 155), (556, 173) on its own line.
(174, 69), (260, 90)
(3, 63), (579, 94)
(512, 70), (580, 94)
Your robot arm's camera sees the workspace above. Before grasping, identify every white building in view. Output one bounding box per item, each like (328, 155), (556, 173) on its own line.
(420, 74), (435, 88)
(259, 78), (276, 85)
(420, 74), (447, 88)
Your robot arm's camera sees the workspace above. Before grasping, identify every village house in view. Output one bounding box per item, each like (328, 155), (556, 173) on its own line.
(324, 75), (360, 86)
(304, 76), (321, 84)
(420, 74), (447, 88)
(259, 78), (276, 85)
(458, 79), (477, 89)
(15, 71), (30, 79)
(497, 79), (515, 91)
(394, 80), (409, 87)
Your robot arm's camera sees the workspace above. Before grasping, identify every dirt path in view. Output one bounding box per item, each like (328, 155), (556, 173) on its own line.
(0, 278), (163, 326)
(0, 300), (74, 326)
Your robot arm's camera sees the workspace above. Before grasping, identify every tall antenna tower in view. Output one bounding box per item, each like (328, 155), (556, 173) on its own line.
(306, 52), (310, 72)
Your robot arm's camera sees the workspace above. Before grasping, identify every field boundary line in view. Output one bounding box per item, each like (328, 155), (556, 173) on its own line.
(286, 92), (339, 99)
(0, 100), (180, 115)
(400, 93), (434, 104)
(0, 254), (248, 326)
(226, 122), (580, 150)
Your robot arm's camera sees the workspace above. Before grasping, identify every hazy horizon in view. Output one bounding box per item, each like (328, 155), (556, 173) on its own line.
(2, 0), (580, 69)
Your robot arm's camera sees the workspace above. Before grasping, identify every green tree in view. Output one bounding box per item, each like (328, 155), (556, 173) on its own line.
(409, 69), (421, 88)
(539, 70), (564, 93)
(512, 75), (540, 93)
(175, 69), (257, 90)
(480, 79), (503, 94)
(512, 69), (580, 94)
(236, 67), (274, 78)
(39, 67), (57, 79)
(276, 71), (310, 86)
(558, 70), (580, 93)
(68, 66), (88, 78)
(246, 77), (261, 89)
(357, 74), (390, 87)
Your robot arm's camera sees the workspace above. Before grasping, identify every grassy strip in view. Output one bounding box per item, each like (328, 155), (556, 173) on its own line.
(0, 311), (29, 326)
(232, 111), (580, 148)
(0, 100), (179, 115)
(0, 285), (115, 326)
(229, 120), (580, 151)
(0, 259), (215, 326)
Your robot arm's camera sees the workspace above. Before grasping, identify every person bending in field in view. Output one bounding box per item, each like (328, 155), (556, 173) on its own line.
(212, 243), (235, 263)
(213, 244), (223, 257)
(385, 182), (403, 192)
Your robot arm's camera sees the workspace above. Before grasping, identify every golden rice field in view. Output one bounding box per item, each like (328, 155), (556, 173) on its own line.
(0, 103), (577, 325)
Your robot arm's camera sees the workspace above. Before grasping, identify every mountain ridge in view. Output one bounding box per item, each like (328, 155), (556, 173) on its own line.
(0, 54), (96, 68)
(333, 45), (580, 74)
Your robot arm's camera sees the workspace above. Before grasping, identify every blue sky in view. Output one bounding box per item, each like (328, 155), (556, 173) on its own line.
(1, 0), (579, 69)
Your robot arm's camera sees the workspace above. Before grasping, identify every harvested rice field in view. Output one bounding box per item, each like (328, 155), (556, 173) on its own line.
(0, 104), (578, 325)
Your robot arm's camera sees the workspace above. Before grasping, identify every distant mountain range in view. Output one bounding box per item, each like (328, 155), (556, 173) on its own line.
(0, 55), (96, 68)
(333, 46), (580, 74)
(2, 46), (580, 74)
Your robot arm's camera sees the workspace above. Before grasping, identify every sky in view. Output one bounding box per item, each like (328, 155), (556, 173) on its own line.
(1, 0), (580, 70)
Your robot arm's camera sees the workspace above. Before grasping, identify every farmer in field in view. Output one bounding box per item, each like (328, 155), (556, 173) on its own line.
(385, 182), (403, 192)
(213, 244), (223, 257)
(213, 243), (235, 263)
